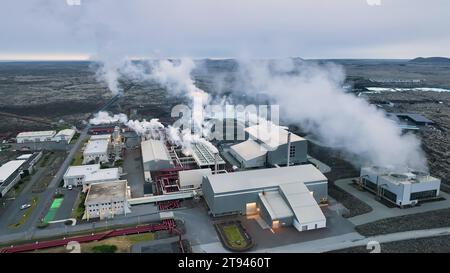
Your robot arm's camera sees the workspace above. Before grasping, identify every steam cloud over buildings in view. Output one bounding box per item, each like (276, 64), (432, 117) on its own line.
(233, 59), (428, 170)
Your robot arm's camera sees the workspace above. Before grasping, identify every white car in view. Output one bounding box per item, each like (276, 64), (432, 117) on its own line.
(68, 185), (73, 190)
(20, 204), (31, 210)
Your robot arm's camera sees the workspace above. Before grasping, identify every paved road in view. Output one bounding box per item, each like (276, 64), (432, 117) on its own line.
(335, 178), (450, 225)
(194, 227), (450, 253)
(0, 153), (65, 233)
(123, 145), (145, 197)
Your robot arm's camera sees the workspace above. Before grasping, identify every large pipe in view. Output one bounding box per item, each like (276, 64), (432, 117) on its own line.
(286, 132), (291, 167)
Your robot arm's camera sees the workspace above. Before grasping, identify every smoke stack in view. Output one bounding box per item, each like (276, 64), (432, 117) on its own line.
(286, 131), (291, 167)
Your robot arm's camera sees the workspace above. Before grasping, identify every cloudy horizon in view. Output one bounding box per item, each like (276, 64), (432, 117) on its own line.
(1, 0), (449, 60)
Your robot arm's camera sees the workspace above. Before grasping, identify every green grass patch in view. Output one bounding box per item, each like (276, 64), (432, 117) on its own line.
(72, 192), (87, 220)
(9, 196), (39, 229)
(223, 224), (246, 248)
(91, 244), (118, 253)
(126, 233), (155, 244)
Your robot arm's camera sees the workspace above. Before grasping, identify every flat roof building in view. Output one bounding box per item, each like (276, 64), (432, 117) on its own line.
(84, 180), (131, 220)
(16, 131), (56, 143)
(202, 164), (327, 232)
(63, 164), (120, 191)
(83, 136), (110, 164)
(360, 166), (441, 206)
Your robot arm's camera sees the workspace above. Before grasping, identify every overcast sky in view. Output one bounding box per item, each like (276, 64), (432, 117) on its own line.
(1, 0), (449, 60)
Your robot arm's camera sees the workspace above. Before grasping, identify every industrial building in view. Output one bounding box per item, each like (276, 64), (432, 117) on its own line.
(178, 168), (212, 191)
(202, 165), (328, 232)
(392, 113), (435, 126)
(229, 124), (307, 169)
(191, 142), (226, 171)
(360, 166), (441, 206)
(16, 131), (56, 143)
(141, 139), (174, 182)
(0, 152), (43, 197)
(63, 164), (121, 191)
(53, 129), (76, 143)
(83, 134), (111, 164)
(0, 160), (26, 198)
(15, 152), (43, 175)
(84, 180), (131, 220)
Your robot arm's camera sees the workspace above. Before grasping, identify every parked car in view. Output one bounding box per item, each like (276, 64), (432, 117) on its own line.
(20, 204), (31, 210)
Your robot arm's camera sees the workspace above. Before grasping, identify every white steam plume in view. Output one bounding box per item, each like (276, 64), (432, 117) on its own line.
(233, 59), (428, 171)
(89, 111), (128, 125)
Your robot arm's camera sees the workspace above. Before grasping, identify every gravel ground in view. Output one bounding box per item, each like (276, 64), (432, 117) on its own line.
(330, 235), (450, 253)
(308, 143), (373, 218)
(355, 208), (450, 236)
(367, 91), (450, 190)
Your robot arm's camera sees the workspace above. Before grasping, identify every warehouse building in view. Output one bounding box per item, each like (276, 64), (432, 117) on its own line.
(16, 131), (56, 143)
(63, 164), (121, 191)
(202, 165), (327, 232)
(229, 124), (307, 169)
(54, 129), (76, 143)
(15, 152), (43, 175)
(141, 139), (174, 182)
(83, 135), (111, 164)
(178, 168), (212, 191)
(0, 160), (26, 197)
(360, 166), (441, 207)
(84, 180), (131, 220)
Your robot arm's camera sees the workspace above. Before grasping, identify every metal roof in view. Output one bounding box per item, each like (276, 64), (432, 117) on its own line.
(192, 142), (225, 167)
(0, 160), (26, 183)
(259, 191), (294, 220)
(230, 139), (267, 161)
(90, 134), (111, 140)
(55, 129), (76, 138)
(245, 124), (304, 150)
(141, 139), (173, 166)
(16, 131), (56, 138)
(206, 164), (327, 194)
(393, 113), (434, 124)
(16, 154), (33, 160)
(279, 182), (326, 225)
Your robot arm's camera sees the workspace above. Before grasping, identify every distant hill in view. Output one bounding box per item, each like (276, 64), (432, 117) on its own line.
(409, 57), (450, 64)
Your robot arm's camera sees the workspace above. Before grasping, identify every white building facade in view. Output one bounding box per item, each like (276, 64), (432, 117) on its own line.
(16, 131), (56, 143)
(360, 166), (441, 206)
(63, 164), (120, 191)
(83, 135), (111, 164)
(84, 180), (131, 220)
